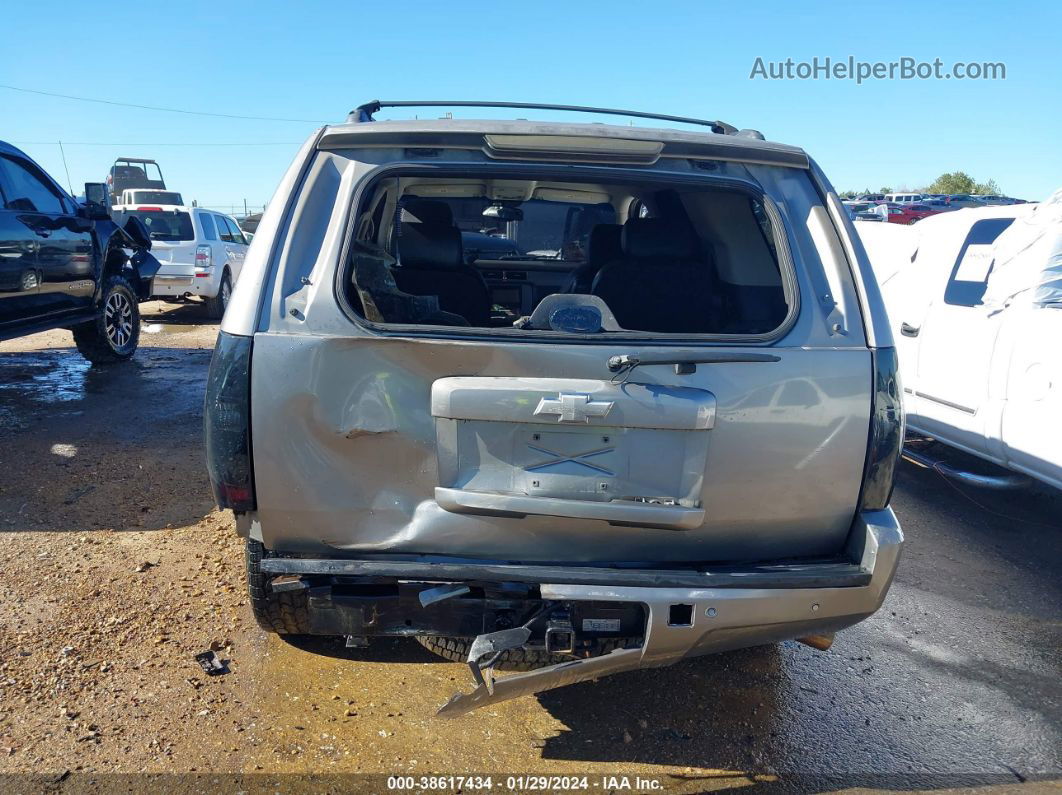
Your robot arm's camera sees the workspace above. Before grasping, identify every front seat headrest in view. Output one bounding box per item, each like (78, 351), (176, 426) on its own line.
(399, 223), (464, 269)
(402, 198), (454, 227)
(621, 218), (696, 259)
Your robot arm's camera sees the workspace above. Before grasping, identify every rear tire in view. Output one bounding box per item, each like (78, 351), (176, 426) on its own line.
(416, 634), (637, 671)
(246, 539), (310, 634)
(73, 275), (140, 364)
(205, 271), (231, 320)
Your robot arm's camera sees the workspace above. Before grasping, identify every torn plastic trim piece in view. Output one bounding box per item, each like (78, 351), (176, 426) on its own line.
(466, 627), (531, 695)
(439, 647), (643, 717)
(466, 604), (551, 694)
(418, 583), (471, 607)
(269, 575), (308, 593)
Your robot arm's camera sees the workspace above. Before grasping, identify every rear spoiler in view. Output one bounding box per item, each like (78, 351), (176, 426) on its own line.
(318, 122), (809, 169)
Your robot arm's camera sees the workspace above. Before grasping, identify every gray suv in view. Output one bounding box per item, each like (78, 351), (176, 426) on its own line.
(205, 101), (904, 715)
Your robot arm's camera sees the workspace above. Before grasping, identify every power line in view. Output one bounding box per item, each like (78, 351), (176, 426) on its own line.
(0, 83), (328, 124)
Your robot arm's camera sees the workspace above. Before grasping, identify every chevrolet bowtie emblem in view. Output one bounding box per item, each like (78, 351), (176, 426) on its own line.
(533, 393), (614, 423)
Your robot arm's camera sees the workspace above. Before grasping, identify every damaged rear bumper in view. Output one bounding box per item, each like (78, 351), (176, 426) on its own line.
(260, 509), (902, 715)
(438, 508), (902, 716)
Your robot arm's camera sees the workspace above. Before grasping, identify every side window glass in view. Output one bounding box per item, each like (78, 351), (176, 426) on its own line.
(215, 215), (234, 242)
(944, 218), (1015, 307)
(200, 213), (217, 241)
(0, 156), (65, 214)
(224, 217), (246, 244)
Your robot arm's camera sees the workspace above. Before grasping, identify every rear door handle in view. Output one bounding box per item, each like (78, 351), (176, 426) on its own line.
(900, 322), (920, 337)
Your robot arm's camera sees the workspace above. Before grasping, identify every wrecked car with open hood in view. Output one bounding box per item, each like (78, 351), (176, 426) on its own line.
(204, 101), (904, 715)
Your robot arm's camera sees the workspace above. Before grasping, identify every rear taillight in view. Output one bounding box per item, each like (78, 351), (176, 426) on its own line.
(204, 332), (255, 511)
(136, 206), (163, 212)
(195, 245), (212, 273)
(860, 347), (904, 510)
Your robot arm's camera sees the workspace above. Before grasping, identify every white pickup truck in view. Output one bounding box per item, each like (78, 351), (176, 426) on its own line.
(859, 191), (1062, 490)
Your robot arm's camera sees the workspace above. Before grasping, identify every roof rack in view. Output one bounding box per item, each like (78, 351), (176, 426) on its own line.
(349, 100), (739, 136)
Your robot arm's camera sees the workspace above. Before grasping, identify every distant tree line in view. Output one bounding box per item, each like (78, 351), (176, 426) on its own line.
(839, 171), (1002, 199)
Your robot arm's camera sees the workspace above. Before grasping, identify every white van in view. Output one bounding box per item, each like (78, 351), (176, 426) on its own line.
(885, 193), (923, 204)
(114, 205), (248, 318)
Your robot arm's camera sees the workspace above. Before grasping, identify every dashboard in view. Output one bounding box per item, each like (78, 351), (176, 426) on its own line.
(473, 258), (575, 318)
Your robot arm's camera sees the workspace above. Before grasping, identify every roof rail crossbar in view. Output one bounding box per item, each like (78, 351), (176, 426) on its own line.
(350, 100), (738, 135)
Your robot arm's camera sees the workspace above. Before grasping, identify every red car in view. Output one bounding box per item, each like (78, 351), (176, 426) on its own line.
(886, 203), (944, 225)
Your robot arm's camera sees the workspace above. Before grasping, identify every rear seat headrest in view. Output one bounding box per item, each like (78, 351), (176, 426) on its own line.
(621, 218), (696, 259)
(401, 198), (454, 227)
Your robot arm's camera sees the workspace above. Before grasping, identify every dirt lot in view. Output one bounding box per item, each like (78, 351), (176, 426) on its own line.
(1, 301), (1059, 791)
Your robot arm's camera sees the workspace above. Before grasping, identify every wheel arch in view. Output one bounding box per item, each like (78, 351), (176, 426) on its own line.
(215, 263), (233, 298)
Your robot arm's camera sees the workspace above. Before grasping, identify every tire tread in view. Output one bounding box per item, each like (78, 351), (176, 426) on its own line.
(73, 275), (140, 364)
(246, 539), (310, 634)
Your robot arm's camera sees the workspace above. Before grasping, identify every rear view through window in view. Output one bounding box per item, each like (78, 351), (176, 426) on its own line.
(119, 209), (194, 241)
(344, 175), (792, 336)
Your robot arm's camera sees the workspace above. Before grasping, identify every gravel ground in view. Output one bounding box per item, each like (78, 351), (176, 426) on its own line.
(0, 301), (1059, 792)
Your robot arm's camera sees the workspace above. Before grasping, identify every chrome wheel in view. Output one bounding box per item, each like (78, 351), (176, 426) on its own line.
(220, 277), (231, 307)
(104, 291), (134, 349)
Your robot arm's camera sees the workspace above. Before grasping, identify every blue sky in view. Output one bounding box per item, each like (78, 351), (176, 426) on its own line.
(2, 1), (1059, 211)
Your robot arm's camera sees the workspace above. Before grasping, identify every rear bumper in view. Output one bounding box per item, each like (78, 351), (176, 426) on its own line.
(435, 509), (900, 717)
(260, 508), (903, 715)
(152, 271), (218, 298)
(438, 508), (902, 716)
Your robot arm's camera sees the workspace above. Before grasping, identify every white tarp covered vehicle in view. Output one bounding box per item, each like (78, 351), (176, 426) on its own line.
(859, 190), (1062, 490)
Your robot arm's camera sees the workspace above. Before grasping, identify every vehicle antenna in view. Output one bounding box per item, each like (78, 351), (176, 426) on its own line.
(57, 140), (74, 195)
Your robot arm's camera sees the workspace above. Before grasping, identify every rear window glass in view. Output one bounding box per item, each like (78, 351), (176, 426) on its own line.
(130, 190), (182, 205)
(343, 174), (792, 336)
(122, 210), (194, 241)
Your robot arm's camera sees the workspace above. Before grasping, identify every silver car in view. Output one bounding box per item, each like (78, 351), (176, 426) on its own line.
(204, 101), (904, 715)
